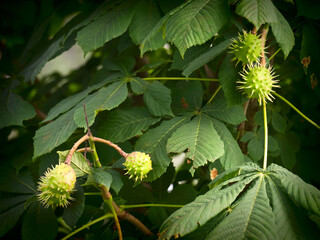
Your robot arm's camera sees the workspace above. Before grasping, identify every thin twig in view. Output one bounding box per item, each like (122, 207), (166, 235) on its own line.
(61, 213), (113, 240)
(92, 137), (128, 158)
(100, 186), (154, 236)
(207, 85), (221, 104)
(65, 134), (90, 165)
(274, 92), (320, 130)
(77, 147), (92, 153)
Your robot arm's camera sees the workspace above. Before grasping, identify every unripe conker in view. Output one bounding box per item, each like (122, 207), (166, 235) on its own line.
(230, 31), (263, 65)
(238, 64), (279, 104)
(38, 163), (76, 208)
(123, 151), (152, 181)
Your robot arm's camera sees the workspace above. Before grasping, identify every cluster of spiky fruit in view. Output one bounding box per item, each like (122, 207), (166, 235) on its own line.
(38, 163), (76, 208)
(238, 64), (279, 104)
(230, 31), (263, 65)
(123, 151), (152, 181)
(230, 31), (279, 104)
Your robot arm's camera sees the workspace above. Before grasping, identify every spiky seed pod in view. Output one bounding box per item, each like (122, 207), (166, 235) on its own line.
(238, 64), (280, 105)
(230, 31), (264, 65)
(38, 163), (76, 208)
(123, 152), (152, 181)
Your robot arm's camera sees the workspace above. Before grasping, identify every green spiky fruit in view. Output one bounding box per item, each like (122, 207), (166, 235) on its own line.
(38, 163), (76, 208)
(238, 64), (279, 104)
(230, 31), (263, 65)
(123, 152), (152, 181)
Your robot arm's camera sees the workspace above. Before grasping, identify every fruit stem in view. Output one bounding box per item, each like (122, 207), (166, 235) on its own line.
(269, 48), (281, 61)
(76, 147), (92, 153)
(61, 213), (113, 240)
(65, 134), (89, 165)
(143, 77), (218, 82)
(274, 92), (320, 130)
(120, 203), (184, 209)
(92, 137), (128, 158)
(207, 85), (221, 104)
(100, 186), (153, 236)
(105, 194), (123, 240)
(88, 136), (101, 168)
(262, 98), (268, 170)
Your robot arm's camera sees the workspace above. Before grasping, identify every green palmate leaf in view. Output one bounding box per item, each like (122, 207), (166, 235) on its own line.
(44, 72), (122, 123)
(210, 118), (244, 169)
(0, 89), (36, 129)
(22, 202), (57, 240)
(271, 112), (287, 133)
(159, 174), (258, 239)
(74, 79), (128, 130)
(202, 92), (246, 125)
(208, 175), (277, 240)
(165, 0), (230, 57)
(182, 39), (231, 77)
(140, 0), (191, 56)
(91, 167), (113, 189)
(219, 53), (244, 107)
(143, 81), (173, 117)
(268, 164), (320, 216)
(97, 107), (160, 143)
(247, 127), (264, 161)
(0, 202), (27, 237)
(128, 0), (163, 45)
(171, 81), (203, 112)
(268, 135), (280, 153)
(77, 1), (135, 55)
(171, 44), (209, 71)
(44, 89), (90, 123)
(270, 7), (295, 58)
(108, 169), (123, 194)
(167, 114), (224, 170)
(265, 177), (300, 240)
(58, 150), (91, 177)
(34, 110), (77, 159)
(160, 163), (320, 239)
(0, 167), (37, 194)
(276, 133), (299, 170)
(130, 77), (149, 95)
(0, 193), (30, 213)
(135, 115), (191, 181)
(235, 0), (278, 28)
(103, 56), (136, 75)
(63, 183), (85, 228)
(0, 194), (31, 237)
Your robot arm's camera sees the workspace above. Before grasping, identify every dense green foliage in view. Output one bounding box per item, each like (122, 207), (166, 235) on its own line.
(1, 0), (320, 239)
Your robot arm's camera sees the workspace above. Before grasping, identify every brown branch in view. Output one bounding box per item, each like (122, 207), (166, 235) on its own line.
(65, 134), (90, 165)
(251, 27), (257, 35)
(100, 186), (153, 236)
(92, 137), (128, 158)
(260, 25), (269, 66)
